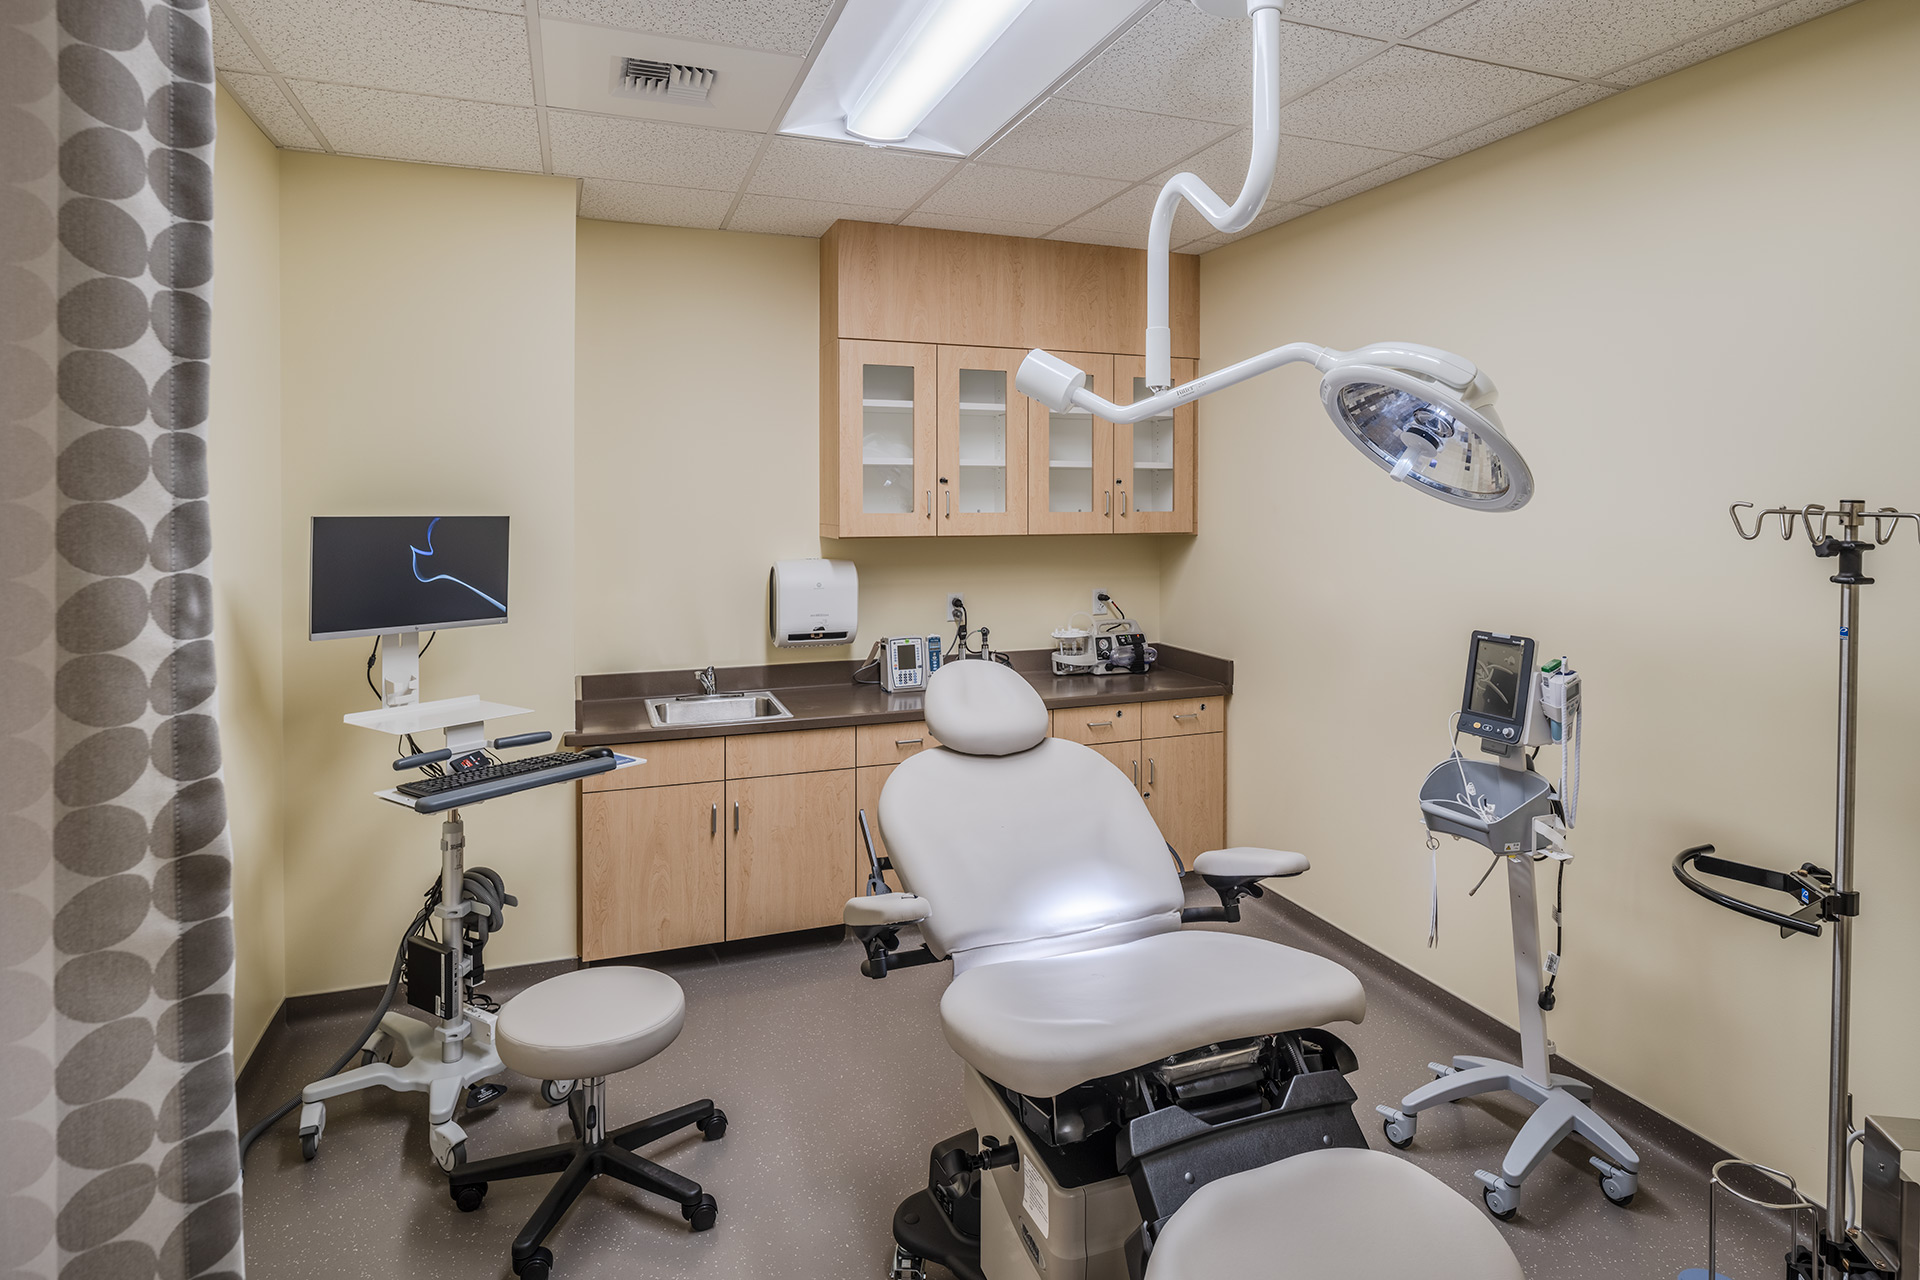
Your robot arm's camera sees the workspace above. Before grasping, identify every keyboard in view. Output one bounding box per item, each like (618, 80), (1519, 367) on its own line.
(396, 751), (617, 812)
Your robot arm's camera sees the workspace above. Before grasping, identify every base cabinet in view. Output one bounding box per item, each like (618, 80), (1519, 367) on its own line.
(1142, 733), (1225, 863)
(581, 781), (723, 958)
(725, 770), (856, 940)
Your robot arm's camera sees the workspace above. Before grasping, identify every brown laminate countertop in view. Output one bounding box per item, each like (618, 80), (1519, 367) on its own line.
(565, 645), (1231, 747)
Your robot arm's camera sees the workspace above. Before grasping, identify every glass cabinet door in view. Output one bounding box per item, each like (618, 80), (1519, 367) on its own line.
(835, 339), (935, 537)
(1026, 353), (1114, 534)
(936, 346), (1028, 536)
(1114, 354), (1197, 534)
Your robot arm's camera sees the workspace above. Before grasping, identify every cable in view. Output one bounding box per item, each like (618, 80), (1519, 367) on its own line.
(1539, 857), (1566, 1011)
(238, 894), (432, 1165)
(365, 638), (381, 703)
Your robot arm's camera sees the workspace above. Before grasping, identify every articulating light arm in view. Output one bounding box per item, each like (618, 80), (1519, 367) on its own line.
(1144, 1), (1286, 390)
(1023, 343), (1330, 423)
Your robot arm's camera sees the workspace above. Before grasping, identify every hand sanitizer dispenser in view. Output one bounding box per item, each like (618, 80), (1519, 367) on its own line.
(769, 559), (858, 648)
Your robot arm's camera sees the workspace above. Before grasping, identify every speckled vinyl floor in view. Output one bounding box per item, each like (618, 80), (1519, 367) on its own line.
(237, 888), (1795, 1280)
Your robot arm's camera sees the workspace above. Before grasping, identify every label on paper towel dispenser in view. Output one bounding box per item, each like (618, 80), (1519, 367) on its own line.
(1022, 1153), (1050, 1237)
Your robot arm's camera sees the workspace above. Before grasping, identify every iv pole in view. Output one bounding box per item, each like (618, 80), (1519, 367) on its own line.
(1676, 498), (1920, 1277)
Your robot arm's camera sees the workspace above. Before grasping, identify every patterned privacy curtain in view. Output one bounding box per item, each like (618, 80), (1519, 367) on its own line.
(3, 1), (242, 1277)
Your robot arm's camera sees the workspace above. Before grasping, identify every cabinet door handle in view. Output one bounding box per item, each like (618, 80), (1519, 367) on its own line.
(1148, 758), (1156, 785)
(1173, 712), (1199, 721)
(1131, 759), (1140, 788)
(895, 737), (923, 747)
(1086, 720), (1113, 729)
(733, 801), (740, 833)
(1104, 490), (1111, 516)
(1121, 491), (1129, 516)
(711, 803), (717, 835)
(925, 489), (932, 519)
(945, 489), (951, 518)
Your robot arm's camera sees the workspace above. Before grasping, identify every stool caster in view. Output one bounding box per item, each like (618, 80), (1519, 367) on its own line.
(513, 1246), (553, 1279)
(683, 1193), (718, 1232)
(451, 1181), (487, 1213)
(698, 1109), (727, 1141)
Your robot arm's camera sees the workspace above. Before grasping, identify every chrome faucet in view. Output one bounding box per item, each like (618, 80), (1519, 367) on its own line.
(696, 666), (716, 697)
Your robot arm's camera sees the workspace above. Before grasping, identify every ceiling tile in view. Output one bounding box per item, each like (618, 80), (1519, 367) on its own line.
(1610, 0), (1859, 86)
(1298, 152), (1437, 205)
(1276, 46), (1570, 152)
(901, 212), (1058, 240)
(915, 165), (1128, 227)
(436, 0), (524, 11)
(1164, 129), (1405, 204)
(220, 72), (323, 149)
(211, 2), (266, 72)
(292, 81), (542, 170)
(1046, 225), (1151, 249)
(745, 137), (956, 207)
(1412, 0), (1777, 80)
(982, 99), (1231, 184)
(1281, 0), (1472, 40)
(541, 0), (832, 57)
(1179, 201), (1314, 251)
(547, 110), (761, 188)
(1056, 183), (1216, 244)
(578, 178), (733, 227)
(1057, 4), (1383, 124)
(222, 0), (536, 103)
(1420, 82), (1615, 158)
(729, 195), (904, 238)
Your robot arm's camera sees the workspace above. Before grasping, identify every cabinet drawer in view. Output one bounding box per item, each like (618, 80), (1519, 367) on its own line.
(1139, 697), (1225, 738)
(1050, 702), (1143, 745)
(725, 727), (856, 779)
(856, 721), (940, 766)
(580, 737), (724, 792)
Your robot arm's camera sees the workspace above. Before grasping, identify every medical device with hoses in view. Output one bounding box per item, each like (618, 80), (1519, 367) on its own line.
(1377, 630), (1639, 1223)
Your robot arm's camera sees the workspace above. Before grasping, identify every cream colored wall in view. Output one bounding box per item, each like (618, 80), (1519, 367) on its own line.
(210, 90), (287, 1063)
(573, 219), (1164, 679)
(277, 156), (580, 994)
(1166, 0), (1919, 1191)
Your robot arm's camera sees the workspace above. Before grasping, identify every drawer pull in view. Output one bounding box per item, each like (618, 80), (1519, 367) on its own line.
(1086, 720), (1113, 729)
(1173, 713), (1200, 721)
(894, 737), (923, 747)
(711, 803), (717, 836)
(1148, 758), (1156, 785)
(733, 801), (740, 833)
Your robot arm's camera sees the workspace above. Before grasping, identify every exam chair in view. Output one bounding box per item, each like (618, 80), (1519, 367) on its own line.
(847, 660), (1521, 1280)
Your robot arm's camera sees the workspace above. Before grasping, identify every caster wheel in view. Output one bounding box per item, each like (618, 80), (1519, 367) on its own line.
(1381, 1115), (1414, 1150)
(539, 1079), (574, 1107)
(1602, 1185), (1636, 1208)
(1483, 1186), (1519, 1222)
(436, 1141), (466, 1172)
(514, 1246), (553, 1279)
(698, 1109), (727, 1142)
(300, 1132), (318, 1162)
(683, 1193), (718, 1232)
(451, 1182), (487, 1213)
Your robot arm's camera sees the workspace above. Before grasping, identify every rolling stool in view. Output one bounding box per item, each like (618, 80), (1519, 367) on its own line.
(448, 966), (727, 1278)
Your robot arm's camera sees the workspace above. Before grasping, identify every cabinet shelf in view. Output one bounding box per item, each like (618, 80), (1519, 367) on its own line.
(1132, 462), (1174, 470)
(862, 398), (914, 410)
(958, 402), (1008, 414)
(862, 455), (914, 467)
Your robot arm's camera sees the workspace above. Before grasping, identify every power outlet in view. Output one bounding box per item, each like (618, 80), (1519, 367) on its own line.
(948, 593), (967, 622)
(1091, 589), (1111, 617)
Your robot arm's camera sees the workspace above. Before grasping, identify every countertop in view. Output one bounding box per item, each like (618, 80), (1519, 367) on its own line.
(565, 646), (1232, 747)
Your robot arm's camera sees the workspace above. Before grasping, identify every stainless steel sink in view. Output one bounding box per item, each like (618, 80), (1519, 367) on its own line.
(643, 691), (794, 729)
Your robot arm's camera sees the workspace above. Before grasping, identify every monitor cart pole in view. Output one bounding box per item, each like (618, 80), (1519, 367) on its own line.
(1675, 499), (1920, 1278)
(296, 807), (503, 1171)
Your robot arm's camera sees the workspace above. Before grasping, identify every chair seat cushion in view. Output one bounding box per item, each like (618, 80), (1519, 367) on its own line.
(496, 966), (685, 1082)
(1145, 1148), (1524, 1280)
(939, 930), (1366, 1099)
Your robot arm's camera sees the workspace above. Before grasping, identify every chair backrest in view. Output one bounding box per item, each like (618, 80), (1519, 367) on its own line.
(878, 661), (1184, 966)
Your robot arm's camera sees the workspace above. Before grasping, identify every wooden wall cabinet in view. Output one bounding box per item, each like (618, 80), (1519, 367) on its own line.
(821, 221), (1200, 540)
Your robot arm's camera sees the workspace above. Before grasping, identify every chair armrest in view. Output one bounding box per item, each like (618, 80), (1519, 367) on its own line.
(1192, 847), (1310, 880)
(1182, 848), (1310, 925)
(845, 892), (931, 928)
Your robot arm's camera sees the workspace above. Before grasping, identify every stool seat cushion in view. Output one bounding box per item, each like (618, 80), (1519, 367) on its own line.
(496, 966), (685, 1082)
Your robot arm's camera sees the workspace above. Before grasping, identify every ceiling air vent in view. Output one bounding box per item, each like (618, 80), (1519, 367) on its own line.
(613, 57), (717, 104)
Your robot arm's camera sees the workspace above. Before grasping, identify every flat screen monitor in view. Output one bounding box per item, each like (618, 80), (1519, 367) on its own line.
(310, 516), (509, 641)
(1459, 630), (1534, 743)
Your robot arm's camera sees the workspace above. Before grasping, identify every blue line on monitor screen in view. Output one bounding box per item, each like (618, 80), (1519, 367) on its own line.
(412, 517), (505, 612)
(309, 515), (509, 640)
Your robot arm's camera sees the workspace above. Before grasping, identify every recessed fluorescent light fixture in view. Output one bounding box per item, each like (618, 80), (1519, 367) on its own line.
(783, 0), (1153, 156)
(847, 0), (1034, 143)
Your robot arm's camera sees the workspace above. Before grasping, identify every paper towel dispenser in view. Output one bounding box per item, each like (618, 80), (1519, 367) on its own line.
(769, 559), (857, 648)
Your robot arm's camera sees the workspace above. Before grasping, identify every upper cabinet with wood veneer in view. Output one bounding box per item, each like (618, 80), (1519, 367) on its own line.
(821, 221), (1200, 539)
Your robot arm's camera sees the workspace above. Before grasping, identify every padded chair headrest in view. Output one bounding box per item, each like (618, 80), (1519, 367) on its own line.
(924, 659), (1049, 756)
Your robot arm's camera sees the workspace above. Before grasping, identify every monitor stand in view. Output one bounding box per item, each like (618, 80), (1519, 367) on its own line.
(380, 630), (421, 707)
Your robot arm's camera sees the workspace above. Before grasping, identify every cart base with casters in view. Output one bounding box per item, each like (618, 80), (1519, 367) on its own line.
(298, 1004), (503, 1169)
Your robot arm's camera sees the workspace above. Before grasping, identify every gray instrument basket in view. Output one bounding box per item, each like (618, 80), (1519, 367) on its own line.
(1419, 757), (1555, 854)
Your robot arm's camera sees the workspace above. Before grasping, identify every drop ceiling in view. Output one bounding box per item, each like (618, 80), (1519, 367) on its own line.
(214, 0), (1859, 253)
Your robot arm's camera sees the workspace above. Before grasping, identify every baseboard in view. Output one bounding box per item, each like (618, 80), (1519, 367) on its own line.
(1255, 891), (1738, 1175)
(235, 955), (581, 1100)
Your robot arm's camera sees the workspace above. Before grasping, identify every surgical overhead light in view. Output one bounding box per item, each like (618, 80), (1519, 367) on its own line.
(846, 0), (1036, 144)
(1013, 0), (1535, 512)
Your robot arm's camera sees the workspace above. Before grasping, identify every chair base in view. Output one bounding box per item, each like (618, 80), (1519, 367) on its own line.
(448, 1087), (724, 1276)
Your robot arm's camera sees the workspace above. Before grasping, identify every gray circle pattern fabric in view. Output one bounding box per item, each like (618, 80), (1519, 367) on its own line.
(3, 2), (242, 1276)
